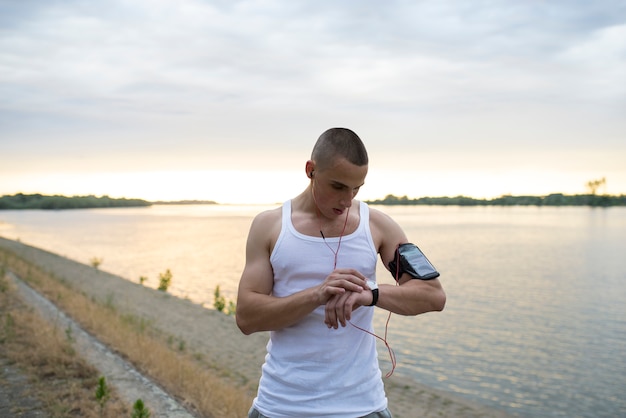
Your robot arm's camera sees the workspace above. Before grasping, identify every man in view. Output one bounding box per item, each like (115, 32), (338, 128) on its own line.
(236, 127), (446, 418)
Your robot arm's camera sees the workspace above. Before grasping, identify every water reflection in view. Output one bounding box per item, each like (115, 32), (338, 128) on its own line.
(1, 205), (625, 417)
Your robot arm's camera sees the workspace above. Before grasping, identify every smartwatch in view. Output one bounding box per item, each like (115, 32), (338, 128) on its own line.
(366, 280), (379, 306)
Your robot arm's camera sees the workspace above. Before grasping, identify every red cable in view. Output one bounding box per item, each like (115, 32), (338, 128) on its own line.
(314, 184), (398, 377)
(349, 246), (400, 378)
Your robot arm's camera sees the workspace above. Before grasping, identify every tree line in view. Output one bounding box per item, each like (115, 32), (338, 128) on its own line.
(366, 193), (626, 207)
(0, 194), (152, 210)
(3, 192), (625, 210)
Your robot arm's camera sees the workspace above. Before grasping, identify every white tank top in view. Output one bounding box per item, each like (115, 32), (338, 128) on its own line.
(253, 200), (387, 417)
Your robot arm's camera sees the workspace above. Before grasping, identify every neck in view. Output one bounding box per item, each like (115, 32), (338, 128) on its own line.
(292, 186), (355, 237)
(318, 205), (350, 239)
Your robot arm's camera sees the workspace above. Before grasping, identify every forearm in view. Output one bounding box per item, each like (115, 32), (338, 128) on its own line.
(375, 281), (446, 316)
(236, 288), (320, 335)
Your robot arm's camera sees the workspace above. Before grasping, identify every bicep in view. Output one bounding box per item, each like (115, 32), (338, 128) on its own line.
(239, 252), (274, 297)
(370, 209), (409, 272)
(238, 215), (276, 298)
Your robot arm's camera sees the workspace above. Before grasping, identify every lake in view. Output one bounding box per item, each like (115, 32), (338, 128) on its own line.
(1, 204), (624, 418)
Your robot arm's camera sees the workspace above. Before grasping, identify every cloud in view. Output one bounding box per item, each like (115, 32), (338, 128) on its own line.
(557, 23), (626, 101)
(1, 0), (625, 197)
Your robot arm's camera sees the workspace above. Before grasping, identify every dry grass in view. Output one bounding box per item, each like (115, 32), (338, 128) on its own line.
(0, 249), (251, 418)
(0, 267), (130, 417)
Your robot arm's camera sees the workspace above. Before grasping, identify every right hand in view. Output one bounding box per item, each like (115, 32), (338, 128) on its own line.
(315, 268), (368, 328)
(315, 268), (367, 305)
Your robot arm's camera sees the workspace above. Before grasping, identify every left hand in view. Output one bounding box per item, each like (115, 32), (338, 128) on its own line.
(324, 287), (372, 329)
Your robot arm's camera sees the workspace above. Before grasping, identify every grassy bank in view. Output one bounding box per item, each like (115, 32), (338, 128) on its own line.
(0, 264), (130, 416)
(0, 237), (519, 418)
(0, 247), (251, 417)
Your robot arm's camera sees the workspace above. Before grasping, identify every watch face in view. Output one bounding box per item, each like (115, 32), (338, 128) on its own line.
(367, 279), (378, 290)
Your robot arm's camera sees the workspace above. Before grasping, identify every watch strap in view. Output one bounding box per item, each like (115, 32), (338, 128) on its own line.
(368, 288), (379, 306)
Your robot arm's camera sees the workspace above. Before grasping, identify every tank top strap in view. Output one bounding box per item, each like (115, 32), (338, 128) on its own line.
(282, 199), (292, 228)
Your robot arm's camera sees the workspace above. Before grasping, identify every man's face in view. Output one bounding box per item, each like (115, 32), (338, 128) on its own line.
(313, 157), (368, 219)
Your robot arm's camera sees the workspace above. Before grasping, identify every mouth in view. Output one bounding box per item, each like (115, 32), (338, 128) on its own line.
(333, 208), (345, 215)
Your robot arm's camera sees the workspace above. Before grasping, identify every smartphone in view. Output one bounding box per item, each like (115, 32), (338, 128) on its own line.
(391, 243), (440, 280)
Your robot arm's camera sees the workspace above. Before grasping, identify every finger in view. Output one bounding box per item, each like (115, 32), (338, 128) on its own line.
(342, 292), (358, 322)
(340, 291), (361, 324)
(317, 284), (345, 305)
(334, 268), (368, 282)
(334, 291), (353, 327)
(328, 275), (365, 292)
(325, 295), (339, 329)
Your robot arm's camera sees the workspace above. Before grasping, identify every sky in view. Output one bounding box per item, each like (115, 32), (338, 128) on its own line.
(1, 0), (625, 204)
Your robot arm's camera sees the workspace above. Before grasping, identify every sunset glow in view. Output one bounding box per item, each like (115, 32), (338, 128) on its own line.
(1, 1), (624, 203)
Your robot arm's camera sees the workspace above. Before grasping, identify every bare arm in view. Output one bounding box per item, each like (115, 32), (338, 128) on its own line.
(235, 209), (367, 335)
(372, 208), (446, 315)
(376, 277), (445, 315)
(324, 208), (446, 328)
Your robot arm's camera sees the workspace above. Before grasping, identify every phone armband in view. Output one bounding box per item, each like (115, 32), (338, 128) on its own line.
(389, 243), (440, 281)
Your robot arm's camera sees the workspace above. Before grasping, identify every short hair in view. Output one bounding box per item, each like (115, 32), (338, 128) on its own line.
(311, 128), (369, 171)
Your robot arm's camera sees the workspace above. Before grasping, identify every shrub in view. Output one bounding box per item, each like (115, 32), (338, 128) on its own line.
(90, 257), (103, 270)
(95, 376), (110, 416)
(132, 399), (151, 418)
(158, 269), (172, 292)
(214, 285), (236, 315)
(214, 285), (226, 312)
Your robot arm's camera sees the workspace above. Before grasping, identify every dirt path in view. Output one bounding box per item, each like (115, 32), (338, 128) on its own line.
(6, 270), (195, 418)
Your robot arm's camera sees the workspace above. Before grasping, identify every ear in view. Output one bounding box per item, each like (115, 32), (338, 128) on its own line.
(305, 160), (315, 179)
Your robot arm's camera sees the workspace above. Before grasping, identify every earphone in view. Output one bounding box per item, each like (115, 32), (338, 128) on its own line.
(309, 171), (314, 178)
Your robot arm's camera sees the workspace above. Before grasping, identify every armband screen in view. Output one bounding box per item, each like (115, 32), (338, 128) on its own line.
(389, 243), (440, 281)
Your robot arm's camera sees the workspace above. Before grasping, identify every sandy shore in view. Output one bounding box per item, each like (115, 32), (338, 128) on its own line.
(0, 237), (514, 418)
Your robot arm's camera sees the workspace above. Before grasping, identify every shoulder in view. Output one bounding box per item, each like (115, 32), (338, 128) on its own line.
(253, 205), (282, 224)
(367, 204), (408, 262)
(368, 204), (399, 231)
(250, 205), (282, 234)
(248, 205), (283, 249)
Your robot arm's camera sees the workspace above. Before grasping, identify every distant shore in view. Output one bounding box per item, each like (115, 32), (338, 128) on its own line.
(366, 193), (626, 207)
(0, 236), (514, 418)
(2, 192), (625, 210)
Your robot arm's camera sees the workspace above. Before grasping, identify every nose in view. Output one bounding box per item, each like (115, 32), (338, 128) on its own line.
(340, 190), (356, 208)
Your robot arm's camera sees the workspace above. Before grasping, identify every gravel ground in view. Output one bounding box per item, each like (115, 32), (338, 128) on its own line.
(5, 270), (196, 418)
(0, 357), (46, 418)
